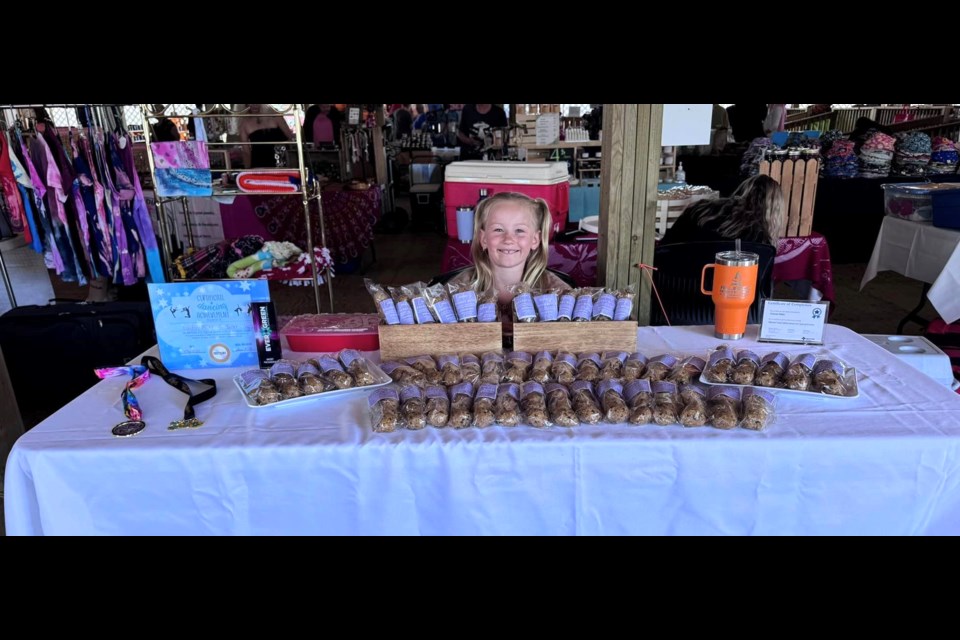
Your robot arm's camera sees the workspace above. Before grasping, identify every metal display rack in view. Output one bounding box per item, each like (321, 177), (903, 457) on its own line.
(140, 104), (333, 314)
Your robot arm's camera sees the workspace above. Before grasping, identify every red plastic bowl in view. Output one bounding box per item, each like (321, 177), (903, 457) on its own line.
(281, 314), (381, 352)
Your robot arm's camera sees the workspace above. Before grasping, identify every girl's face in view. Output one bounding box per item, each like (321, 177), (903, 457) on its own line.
(480, 204), (541, 272)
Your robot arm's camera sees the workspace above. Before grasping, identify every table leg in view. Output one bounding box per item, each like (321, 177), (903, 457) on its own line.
(896, 282), (932, 334)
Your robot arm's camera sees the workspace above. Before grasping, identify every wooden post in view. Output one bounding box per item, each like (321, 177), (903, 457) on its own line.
(598, 104), (663, 325)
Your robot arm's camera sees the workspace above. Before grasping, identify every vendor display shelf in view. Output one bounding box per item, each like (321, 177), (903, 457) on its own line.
(378, 323), (503, 360)
(141, 104), (333, 314)
(512, 321), (637, 354)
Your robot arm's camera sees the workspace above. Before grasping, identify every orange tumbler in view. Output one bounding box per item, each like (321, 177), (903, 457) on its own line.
(700, 251), (759, 340)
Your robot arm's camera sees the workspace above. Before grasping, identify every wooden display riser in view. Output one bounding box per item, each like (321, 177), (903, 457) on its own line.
(378, 322), (502, 360)
(512, 321), (637, 354)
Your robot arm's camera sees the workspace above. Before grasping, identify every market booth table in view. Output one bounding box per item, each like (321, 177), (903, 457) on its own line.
(7, 324), (960, 536)
(861, 216), (960, 329)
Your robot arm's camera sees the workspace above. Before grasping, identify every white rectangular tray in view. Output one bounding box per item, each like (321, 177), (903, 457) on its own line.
(234, 363), (392, 409)
(697, 368), (860, 399)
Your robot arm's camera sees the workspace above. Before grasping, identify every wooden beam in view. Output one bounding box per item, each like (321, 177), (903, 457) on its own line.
(0, 344), (24, 477)
(599, 104), (663, 325)
(372, 105), (387, 186)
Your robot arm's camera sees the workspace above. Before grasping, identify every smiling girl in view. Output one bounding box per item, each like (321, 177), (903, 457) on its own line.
(449, 192), (571, 319)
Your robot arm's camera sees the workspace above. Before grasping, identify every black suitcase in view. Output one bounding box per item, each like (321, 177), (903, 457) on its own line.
(0, 300), (156, 426)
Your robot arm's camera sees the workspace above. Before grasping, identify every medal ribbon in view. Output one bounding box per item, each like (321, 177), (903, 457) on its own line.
(94, 365), (150, 422)
(141, 356), (218, 430)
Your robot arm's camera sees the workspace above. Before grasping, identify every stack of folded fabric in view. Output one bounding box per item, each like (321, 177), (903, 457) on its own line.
(928, 136), (959, 174)
(824, 140), (858, 179)
(857, 132), (896, 178)
(819, 130), (846, 158)
(740, 137), (774, 178)
(237, 170), (302, 193)
(892, 132), (932, 176)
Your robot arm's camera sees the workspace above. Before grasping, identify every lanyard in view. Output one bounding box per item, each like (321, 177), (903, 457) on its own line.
(94, 364), (150, 422)
(141, 356), (218, 430)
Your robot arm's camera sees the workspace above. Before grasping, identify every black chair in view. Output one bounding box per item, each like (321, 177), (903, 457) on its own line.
(649, 240), (776, 326)
(428, 266), (577, 288)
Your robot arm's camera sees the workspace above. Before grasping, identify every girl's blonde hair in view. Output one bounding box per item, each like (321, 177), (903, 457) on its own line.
(469, 192), (552, 293)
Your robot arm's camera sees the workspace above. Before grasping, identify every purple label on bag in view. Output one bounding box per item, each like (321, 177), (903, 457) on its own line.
(437, 354), (460, 369)
(399, 384), (422, 402)
(379, 299), (400, 325)
(425, 385), (447, 400)
(451, 382), (474, 399)
(592, 293), (617, 319)
(396, 299), (415, 325)
(411, 297), (434, 324)
(556, 353), (578, 368)
(452, 290), (478, 321)
(681, 356), (707, 372)
(597, 379), (623, 397)
(508, 351), (533, 365)
(318, 357), (345, 374)
(652, 381), (677, 394)
(297, 362), (320, 377)
(513, 293), (537, 321)
(761, 352), (790, 370)
(522, 381), (544, 397)
(570, 380), (596, 397)
(578, 353), (602, 367)
(476, 383), (498, 400)
(813, 359), (844, 376)
(649, 354), (679, 368)
(627, 352), (648, 365)
(459, 355), (478, 367)
(680, 383), (706, 397)
(624, 379), (652, 401)
(477, 302), (497, 322)
(708, 385), (742, 401)
(434, 299), (457, 324)
(558, 293), (576, 319)
(270, 362), (296, 378)
(533, 293), (559, 321)
(573, 294), (593, 320)
(498, 383), (520, 400)
(379, 361), (402, 374)
(482, 352), (504, 365)
(368, 386), (399, 408)
(240, 369), (269, 392)
(545, 383), (568, 396)
(406, 355), (434, 367)
(708, 348), (735, 368)
(535, 351), (554, 364)
(743, 388), (774, 404)
(614, 297), (634, 321)
(602, 351), (628, 364)
(339, 349), (362, 367)
(790, 353), (817, 371)
(736, 350), (760, 366)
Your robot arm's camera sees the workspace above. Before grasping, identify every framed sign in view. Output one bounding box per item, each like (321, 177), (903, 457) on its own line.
(758, 299), (830, 345)
(147, 280), (271, 369)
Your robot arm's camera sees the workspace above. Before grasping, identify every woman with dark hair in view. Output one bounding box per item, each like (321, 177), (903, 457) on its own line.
(661, 174), (785, 247)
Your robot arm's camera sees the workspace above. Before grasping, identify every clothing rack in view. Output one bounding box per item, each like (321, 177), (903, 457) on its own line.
(140, 104), (333, 314)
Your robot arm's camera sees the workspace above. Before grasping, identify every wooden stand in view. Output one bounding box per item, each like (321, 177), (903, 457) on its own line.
(759, 158), (820, 237)
(512, 321), (637, 354)
(378, 323), (502, 360)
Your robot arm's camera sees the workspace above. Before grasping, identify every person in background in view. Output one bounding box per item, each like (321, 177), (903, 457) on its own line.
(238, 104), (295, 168)
(304, 104), (336, 145)
(727, 103), (767, 143)
(458, 104), (508, 160)
(390, 104), (413, 140)
(661, 174), (785, 247)
(763, 103), (787, 136)
(447, 192), (570, 336)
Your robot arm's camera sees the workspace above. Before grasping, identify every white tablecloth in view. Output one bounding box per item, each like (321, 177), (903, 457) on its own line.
(861, 216), (960, 324)
(7, 324), (960, 536)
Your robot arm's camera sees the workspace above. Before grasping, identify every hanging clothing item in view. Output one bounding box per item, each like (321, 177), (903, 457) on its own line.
(119, 132), (165, 282)
(31, 134), (81, 281)
(107, 133), (144, 280)
(7, 130), (42, 251)
(19, 131), (59, 262)
(249, 128), (289, 168)
(93, 129), (135, 285)
(79, 135), (115, 275)
(0, 131), (26, 234)
(41, 125), (94, 280)
(73, 137), (112, 277)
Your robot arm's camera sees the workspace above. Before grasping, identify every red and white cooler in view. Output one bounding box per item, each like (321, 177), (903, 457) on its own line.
(443, 161), (570, 240)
